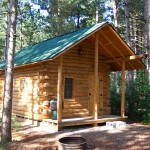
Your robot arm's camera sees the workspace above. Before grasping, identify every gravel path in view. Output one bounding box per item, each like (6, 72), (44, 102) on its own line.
(1, 121), (150, 150)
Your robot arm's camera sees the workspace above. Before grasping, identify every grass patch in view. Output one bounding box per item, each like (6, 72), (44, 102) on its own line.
(11, 114), (20, 131)
(0, 141), (4, 150)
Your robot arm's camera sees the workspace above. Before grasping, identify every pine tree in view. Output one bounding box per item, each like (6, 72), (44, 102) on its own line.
(144, 0), (150, 74)
(1, 0), (18, 142)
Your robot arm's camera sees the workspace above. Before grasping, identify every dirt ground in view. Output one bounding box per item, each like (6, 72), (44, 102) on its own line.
(0, 120), (150, 150)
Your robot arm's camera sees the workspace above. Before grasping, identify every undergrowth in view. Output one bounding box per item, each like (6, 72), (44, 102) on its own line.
(142, 112), (150, 125)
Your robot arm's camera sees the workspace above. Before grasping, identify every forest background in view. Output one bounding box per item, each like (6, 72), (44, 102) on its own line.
(0, 0), (149, 123)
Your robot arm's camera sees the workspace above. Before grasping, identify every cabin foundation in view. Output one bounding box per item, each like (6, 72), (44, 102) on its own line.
(15, 114), (127, 132)
(42, 115), (127, 131)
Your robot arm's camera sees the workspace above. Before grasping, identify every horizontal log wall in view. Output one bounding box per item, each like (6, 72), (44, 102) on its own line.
(61, 39), (111, 118)
(0, 38), (111, 120)
(12, 69), (51, 120)
(0, 67), (51, 120)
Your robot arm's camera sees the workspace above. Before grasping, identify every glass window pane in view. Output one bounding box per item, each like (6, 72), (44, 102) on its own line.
(64, 78), (73, 99)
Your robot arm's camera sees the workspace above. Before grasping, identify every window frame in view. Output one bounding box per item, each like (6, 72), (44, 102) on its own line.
(20, 77), (26, 95)
(63, 77), (74, 100)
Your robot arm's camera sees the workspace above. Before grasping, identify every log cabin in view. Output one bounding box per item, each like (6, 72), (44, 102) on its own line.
(0, 22), (145, 130)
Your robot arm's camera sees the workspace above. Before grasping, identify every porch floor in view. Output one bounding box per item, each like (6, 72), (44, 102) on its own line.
(42, 115), (128, 127)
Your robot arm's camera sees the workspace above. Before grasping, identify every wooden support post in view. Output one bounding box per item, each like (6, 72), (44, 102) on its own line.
(57, 55), (63, 130)
(93, 33), (99, 126)
(121, 60), (125, 117)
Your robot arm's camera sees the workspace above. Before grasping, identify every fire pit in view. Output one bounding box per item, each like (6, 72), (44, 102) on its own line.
(58, 136), (87, 150)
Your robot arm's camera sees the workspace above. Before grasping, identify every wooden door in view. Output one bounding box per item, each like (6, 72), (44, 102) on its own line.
(88, 74), (104, 116)
(88, 74), (94, 115)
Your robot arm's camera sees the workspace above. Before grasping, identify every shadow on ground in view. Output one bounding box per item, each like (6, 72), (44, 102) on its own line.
(1, 121), (150, 150)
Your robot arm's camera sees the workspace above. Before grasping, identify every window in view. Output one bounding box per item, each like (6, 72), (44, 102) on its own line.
(64, 78), (73, 99)
(20, 78), (26, 95)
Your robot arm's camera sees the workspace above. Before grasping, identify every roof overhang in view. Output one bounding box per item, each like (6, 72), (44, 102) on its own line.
(86, 23), (145, 71)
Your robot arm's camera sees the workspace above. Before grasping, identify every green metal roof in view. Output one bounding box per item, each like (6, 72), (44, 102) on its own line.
(0, 22), (107, 69)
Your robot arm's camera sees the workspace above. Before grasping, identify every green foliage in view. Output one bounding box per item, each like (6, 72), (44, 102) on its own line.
(132, 71), (150, 117)
(0, 114), (20, 131)
(0, 0), (8, 61)
(17, 2), (49, 48)
(110, 90), (121, 115)
(142, 112), (150, 124)
(0, 139), (5, 149)
(110, 70), (150, 122)
(0, 114), (20, 147)
(110, 72), (122, 115)
(0, 0), (109, 55)
(11, 114), (20, 131)
(0, 146), (4, 150)
(128, 0), (144, 16)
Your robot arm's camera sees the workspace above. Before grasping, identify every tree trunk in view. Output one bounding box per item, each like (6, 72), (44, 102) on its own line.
(144, 0), (150, 77)
(1, 0), (18, 143)
(95, 0), (100, 23)
(135, 17), (139, 54)
(58, 0), (62, 34)
(112, 0), (119, 93)
(4, 15), (9, 60)
(113, 0), (118, 31)
(124, 0), (134, 118)
(77, 2), (80, 29)
(124, 0), (130, 45)
(19, 18), (23, 50)
(96, 6), (99, 23)
(77, 13), (80, 29)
